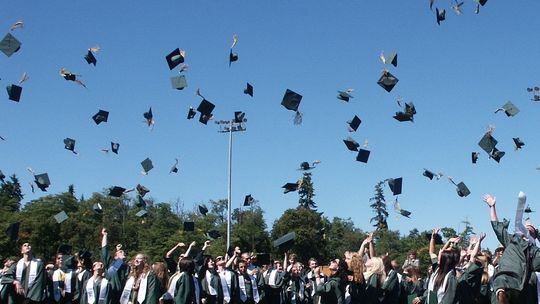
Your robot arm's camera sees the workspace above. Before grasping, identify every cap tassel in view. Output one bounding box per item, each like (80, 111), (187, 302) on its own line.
(10, 20), (24, 31)
(18, 72), (28, 85)
(294, 111), (303, 125)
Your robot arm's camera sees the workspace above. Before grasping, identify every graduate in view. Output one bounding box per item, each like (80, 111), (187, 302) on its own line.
(263, 259), (285, 304)
(100, 228), (129, 303)
(74, 253), (93, 304)
(363, 257), (385, 304)
(80, 262), (110, 304)
(283, 262), (308, 304)
(238, 259), (263, 304)
(0, 259), (16, 303)
(172, 258), (199, 304)
(119, 252), (159, 304)
(305, 258), (326, 304)
(344, 253), (366, 304)
(314, 259), (345, 304)
(51, 253), (65, 303)
(216, 255), (238, 304)
(380, 256), (400, 304)
(1, 242), (48, 303)
(196, 241), (224, 304)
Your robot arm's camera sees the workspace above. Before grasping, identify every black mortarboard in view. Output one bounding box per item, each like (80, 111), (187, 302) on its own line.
(244, 83), (253, 97)
(299, 162), (313, 171)
(273, 232), (295, 251)
(6, 84), (22, 102)
(399, 209), (411, 218)
(337, 90), (353, 102)
(343, 137), (360, 152)
(356, 149), (370, 163)
(199, 113), (212, 125)
(388, 178), (403, 196)
(111, 142), (120, 154)
(136, 184), (150, 197)
(93, 202), (103, 213)
(513, 137), (525, 150)
(281, 89), (302, 112)
(54, 211), (69, 224)
(136, 195), (147, 208)
(5, 222), (20, 241)
(282, 182), (299, 194)
(0, 33), (21, 57)
(34, 173), (50, 191)
(57, 244), (73, 255)
(385, 52), (398, 67)
(170, 159), (179, 174)
(244, 194), (253, 206)
(170, 75), (187, 90)
(490, 148), (505, 163)
(234, 111), (246, 123)
(199, 205), (209, 216)
(478, 133), (498, 154)
(64, 138), (76, 152)
(141, 158), (153, 174)
(166, 48), (184, 70)
(476, 0), (488, 5)
(229, 50), (238, 66)
(423, 169), (434, 180)
(143, 107), (153, 125)
(436, 8), (446, 25)
(472, 152), (479, 164)
(253, 253), (271, 267)
(92, 110), (109, 125)
(525, 206), (534, 213)
(456, 182), (470, 197)
(207, 230), (221, 240)
(108, 186), (126, 197)
(187, 107), (196, 119)
(377, 71), (399, 92)
(183, 221), (194, 232)
(393, 112), (413, 122)
(84, 50), (97, 66)
(197, 99), (215, 116)
(348, 115), (361, 132)
(425, 232), (444, 245)
(498, 101), (519, 117)
(136, 210), (148, 218)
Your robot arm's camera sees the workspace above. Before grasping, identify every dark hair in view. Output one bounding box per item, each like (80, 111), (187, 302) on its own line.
(178, 258), (195, 275)
(434, 249), (459, 291)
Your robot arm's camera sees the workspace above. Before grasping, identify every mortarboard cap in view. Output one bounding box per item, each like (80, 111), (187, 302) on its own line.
(478, 133), (498, 154)
(166, 48), (184, 70)
(388, 178), (403, 196)
(197, 99), (215, 115)
(0, 33), (21, 57)
(525, 206), (534, 213)
(425, 232), (444, 245)
(35, 173), (50, 191)
(377, 71), (399, 92)
(399, 209), (411, 218)
(198, 205), (209, 216)
(273, 232), (295, 251)
(141, 158), (153, 174)
(64, 138), (76, 152)
(337, 90), (353, 102)
(423, 169), (434, 180)
(282, 182), (299, 194)
(187, 107), (196, 119)
(143, 107), (153, 125)
(513, 137), (525, 150)
(393, 112), (413, 122)
(170, 159), (179, 174)
(356, 149), (370, 163)
(475, 0), (488, 6)
(135, 210), (148, 218)
(108, 186), (126, 197)
(472, 152), (479, 164)
(170, 75), (187, 90)
(111, 142), (120, 154)
(436, 8), (446, 25)
(93, 202), (103, 213)
(229, 50), (238, 66)
(183, 221), (194, 232)
(490, 148), (505, 163)
(54, 211), (69, 224)
(78, 250), (92, 261)
(343, 137), (360, 152)
(244, 194), (253, 206)
(92, 110), (109, 125)
(5, 222), (20, 241)
(136, 195), (147, 208)
(299, 161), (313, 171)
(498, 101), (519, 117)
(199, 113), (212, 125)
(253, 253), (271, 267)
(62, 255), (77, 270)
(385, 52), (398, 67)
(348, 115), (361, 132)
(234, 111), (246, 123)
(207, 230), (221, 240)
(456, 182), (470, 197)
(6, 84), (22, 102)
(57, 244), (72, 255)
(244, 83), (253, 97)
(281, 89), (302, 112)
(136, 184), (150, 197)
(84, 50), (97, 66)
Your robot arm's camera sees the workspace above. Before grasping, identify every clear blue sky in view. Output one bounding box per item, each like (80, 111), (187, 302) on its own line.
(2, 0), (540, 250)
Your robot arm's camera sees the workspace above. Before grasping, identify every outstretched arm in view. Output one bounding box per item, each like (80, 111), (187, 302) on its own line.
(429, 228), (440, 260)
(359, 232), (373, 257)
(101, 227), (107, 248)
(469, 233), (486, 264)
(483, 194), (498, 222)
(183, 241), (196, 258)
(166, 242), (185, 258)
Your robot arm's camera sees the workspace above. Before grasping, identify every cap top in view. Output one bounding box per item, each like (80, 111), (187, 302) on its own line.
(281, 89), (302, 112)
(141, 158), (154, 174)
(136, 210), (148, 218)
(108, 186), (126, 197)
(92, 110), (109, 125)
(166, 48), (185, 70)
(54, 211), (69, 224)
(244, 83), (253, 97)
(111, 142), (120, 154)
(388, 177), (403, 196)
(187, 107), (196, 120)
(282, 182), (299, 194)
(423, 169), (434, 180)
(356, 149), (370, 163)
(343, 137), (360, 152)
(183, 221), (194, 232)
(0, 33), (21, 57)
(377, 71), (399, 92)
(498, 101), (520, 117)
(34, 173), (50, 191)
(456, 182), (470, 197)
(348, 115), (361, 132)
(171, 75), (187, 90)
(64, 138), (76, 152)
(6, 84), (22, 102)
(207, 230), (221, 240)
(273, 232), (295, 251)
(244, 194), (253, 206)
(199, 205), (209, 216)
(84, 50), (97, 66)
(337, 90), (353, 102)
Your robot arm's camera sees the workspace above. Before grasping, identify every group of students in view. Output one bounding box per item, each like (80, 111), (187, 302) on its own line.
(3, 192), (540, 304)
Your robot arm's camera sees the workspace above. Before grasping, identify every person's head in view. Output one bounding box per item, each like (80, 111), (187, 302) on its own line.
(3, 258), (15, 271)
(241, 252), (251, 264)
(55, 253), (63, 268)
(526, 222), (538, 239)
(20, 242), (32, 255)
(134, 253), (147, 268)
(238, 260), (247, 274)
(152, 262), (169, 288)
(328, 260), (339, 277)
(391, 260), (400, 271)
(288, 253), (297, 264)
(215, 256), (226, 268)
(291, 262), (301, 277)
(381, 256), (393, 274)
(204, 256), (215, 269)
(308, 258), (318, 270)
(115, 249), (125, 260)
(273, 260), (282, 271)
(408, 250), (417, 260)
(434, 248), (460, 291)
(178, 258), (195, 274)
(92, 262), (104, 276)
(347, 253), (365, 284)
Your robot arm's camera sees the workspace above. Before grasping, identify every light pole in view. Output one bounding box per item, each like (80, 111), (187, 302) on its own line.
(216, 112), (247, 250)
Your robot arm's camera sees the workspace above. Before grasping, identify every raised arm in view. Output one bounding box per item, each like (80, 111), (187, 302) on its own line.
(358, 232), (373, 257)
(283, 252), (288, 271)
(368, 233), (376, 259)
(225, 247), (240, 269)
(101, 227), (108, 248)
(429, 228), (440, 260)
(183, 241), (196, 258)
(166, 242), (185, 258)
(483, 194), (498, 222)
(469, 233), (486, 264)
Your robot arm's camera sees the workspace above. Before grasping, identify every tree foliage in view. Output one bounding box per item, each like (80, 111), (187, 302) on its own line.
(298, 171), (316, 209)
(369, 180), (388, 230)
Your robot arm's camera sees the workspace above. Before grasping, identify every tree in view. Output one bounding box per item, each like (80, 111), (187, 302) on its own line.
(458, 219), (475, 248)
(369, 180), (389, 230)
(325, 217), (366, 260)
(232, 203), (270, 254)
(298, 171), (317, 209)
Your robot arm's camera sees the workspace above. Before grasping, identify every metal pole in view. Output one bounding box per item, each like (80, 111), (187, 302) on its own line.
(227, 121), (233, 250)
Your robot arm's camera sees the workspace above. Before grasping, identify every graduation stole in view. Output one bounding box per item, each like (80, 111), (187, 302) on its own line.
(64, 269), (73, 294)
(192, 274), (200, 304)
(86, 276), (108, 304)
(119, 276), (135, 304)
(53, 268), (65, 302)
(219, 270), (232, 303)
(16, 258), (39, 289)
(238, 273), (260, 303)
(162, 271), (183, 300)
(107, 258), (124, 276)
(78, 269), (88, 281)
(136, 273), (148, 304)
(206, 270), (217, 296)
(267, 269), (277, 287)
(427, 270), (454, 303)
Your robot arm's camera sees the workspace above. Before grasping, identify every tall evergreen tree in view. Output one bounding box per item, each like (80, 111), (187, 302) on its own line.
(298, 171), (317, 209)
(369, 180), (388, 230)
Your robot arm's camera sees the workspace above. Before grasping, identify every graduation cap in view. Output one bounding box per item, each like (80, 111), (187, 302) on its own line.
(525, 205), (534, 213)
(393, 102), (416, 122)
(5, 222), (20, 241)
(388, 178), (403, 196)
(282, 182), (299, 194)
(199, 205), (209, 216)
(253, 253), (271, 267)
(337, 90), (354, 102)
(197, 99), (215, 125)
(347, 115), (361, 132)
(244, 83), (253, 97)
(166, 48), (185, 70)
(183, 221), (194, 232)
(513, 137), (525, 150)
(135, 210), (148, 218)
(377, 70), (399, 92)
(207, 230), (221, 240)
(490, 148), (505, 163)
(436, 8), (446, 25)
(136, 184), (150, 197)
(54, 211), (69, 224)
(111, 142), (120, 154)
(382, 52), (398, 67)
(281, 89), (302, 112)
(299, 161), (314, 171)
(34, 173), (50, 191)
(343, 137), (360, 152)
(136, 195), (147, 208)
(169, 158), (179, 174)
(425, 232), (444, 245)
(93, 202), (103, 213)
(64, 138), (76, 153)
(495, 101), (519, 117)
(234, 111), (246, 123)
(478, 133), (498, 154)
(92, 110), (109, 125)
(273, 232), (295, 251)
(423, 169), (435, 180)
(229, 50), (238, 66)
(170, 75), (187, 90)
(108, 186), (126, 197)
(472, 152), (479, 164)
(143, 107), (154, 127)
(6, 84), (22, 102)
(0, 33), (21, 57)
(187, 107), (196, 119)
(356, 149), (370, 163)
(57, 244), (73, 255)
(244, 194), (254, 206)
(84, 50), (97, 66)
(393, 198), (411, 218)
(475, 0), (488, 6)
(456, 182), (470, 197)
(141, 158), (153, 174)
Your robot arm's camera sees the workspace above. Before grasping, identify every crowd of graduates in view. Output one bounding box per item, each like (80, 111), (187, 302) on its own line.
(2, 192), (540, 304)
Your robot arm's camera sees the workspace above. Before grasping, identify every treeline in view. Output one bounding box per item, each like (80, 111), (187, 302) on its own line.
(0, 174), (473, 274)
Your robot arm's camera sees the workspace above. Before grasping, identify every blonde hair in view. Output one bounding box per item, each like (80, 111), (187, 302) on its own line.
(363, 257), (385, 285)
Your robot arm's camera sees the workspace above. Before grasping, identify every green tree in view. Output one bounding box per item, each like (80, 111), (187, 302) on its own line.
(369, 180), (388, 230)
(373, 229), (401, 259)
(298, 171), (317, 209)
(325, 217), (366, 260)
(232, 204), (270, 254)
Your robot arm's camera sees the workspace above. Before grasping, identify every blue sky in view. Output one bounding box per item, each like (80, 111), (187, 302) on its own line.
(2, 0), (540, 250)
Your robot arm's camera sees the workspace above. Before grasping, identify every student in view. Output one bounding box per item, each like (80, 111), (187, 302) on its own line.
(363, 257), (385, 304)
(173, 258), (198, 304)
(238, 259), (262, 304)
(283, 262), (307, 304)
(216, 255), (238, 304)
(198, 254), (223, 304)
(305, 258), (325, 304)
(344, 253), (365, 304)
(0, 259), (16, 303)
(100, 228), (129, 303)
(263, 259), (285, 304)
(80, 262), (110, 304)
(119, 253), (158, 304)
(314, 260), (345, 304)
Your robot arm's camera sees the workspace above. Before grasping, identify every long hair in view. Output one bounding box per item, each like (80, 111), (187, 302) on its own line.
(363, 257), (385, 285)
(433, 249), (459, 291)
(153, 262), (169, 291)
(348, 253), (365, 284)
(129, 253), (151, 278)
(178, 258), (195, 275)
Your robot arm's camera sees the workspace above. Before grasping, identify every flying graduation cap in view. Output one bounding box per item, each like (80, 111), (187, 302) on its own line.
(244, 194), (254, 206)
(166, 48), (185, 70)
(472, 152), (479, 164)
(478, 131), (505, 163)
(244, 83), (253, 97)
(525, 205), (534, 213)
(0, 33), (21, 57)
(199, 205), (209, 216)
(187, 107), (196, 120)
(380, 51), (398, 67)
(84, 46), (99, 66)
(229, 34), (238, 67)
(111, 142), (120, 154)
(207, 230), (221, 240)
(343, 137), (360, 152)
(436, 8), (446, 25)
(347, 115), (361, 132)
(337, 89), (354, 102)
(170, 158), (179, 174)
(6, 84), (22, 102)
(448, 177), (470, 197)
(92, 110), (109, 125)
(388, 177), (403, 196)
(282, 182), (300, 194)
(108, 186), (126, 197)
(59, 68), (86, 88)
(34, 173), (50, 192)
(63, 138), (77, 154)
(143, 107), (154, 128)
(495, 101), (519, 117)
(423, 169), (443, 180)
(393, 102), (416, 122)
(393, 198), (411, 218)
(377, 70), (399, 92)
(281, 89), (303, 125)
(356, 149), (371, 163)
(513, 137), (525, 150)
(196, 97), (215, 125)
(527, 86), (540, 101)
(54, 211), (69, 224)
(170, 75), (187, 90)
(141, 158), (153, 175)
